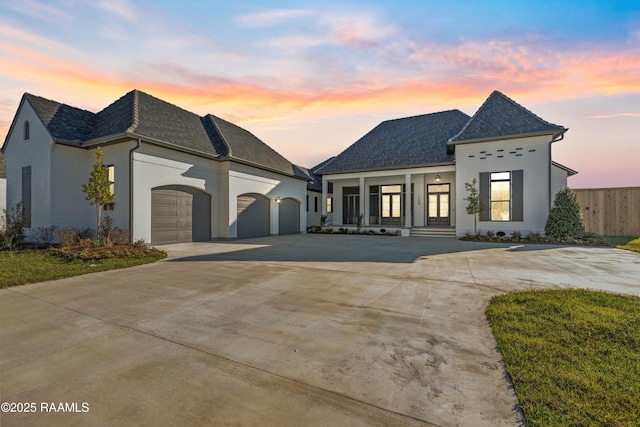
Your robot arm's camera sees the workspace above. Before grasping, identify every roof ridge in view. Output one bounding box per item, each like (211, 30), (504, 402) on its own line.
(447, 93), (494, 143)
(491, 90), (562, 128)
(206, 114), (232, 157)
(384, 109), (468, 124)
(126, 90), (140, 133)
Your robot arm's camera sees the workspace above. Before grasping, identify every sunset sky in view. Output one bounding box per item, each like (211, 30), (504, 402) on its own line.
(1, 0), (639, 188)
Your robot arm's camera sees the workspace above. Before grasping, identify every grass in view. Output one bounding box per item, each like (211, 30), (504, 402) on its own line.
(615, 237), (640, 254)
(486, 289), (640, 426)
(0, 250), (166, 288)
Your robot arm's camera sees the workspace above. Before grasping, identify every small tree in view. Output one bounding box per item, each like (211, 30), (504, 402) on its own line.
(82, 147), (115, 242)
(545, 188), (585, 239)
(464, 178), (484, 234)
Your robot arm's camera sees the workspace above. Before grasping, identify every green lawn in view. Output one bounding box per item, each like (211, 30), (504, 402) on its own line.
(616, 237), (640, 254)
(487, 289), (640, 426)
(0, 250), (166, 288)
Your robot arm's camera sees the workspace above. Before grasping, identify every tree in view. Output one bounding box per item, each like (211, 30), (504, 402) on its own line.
(545, 188), (585, 239)
(82, 147), (115, 241)
(464, 178), (484, 235)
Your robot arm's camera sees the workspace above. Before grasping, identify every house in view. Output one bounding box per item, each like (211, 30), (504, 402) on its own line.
(2, 90), (310, 244)
(315, 91), (577, 237)
(0, 152), (6, 218)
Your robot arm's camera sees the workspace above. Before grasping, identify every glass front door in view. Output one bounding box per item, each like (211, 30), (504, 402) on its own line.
(427, 184), (450, 226)
(381, 185), (402, 225)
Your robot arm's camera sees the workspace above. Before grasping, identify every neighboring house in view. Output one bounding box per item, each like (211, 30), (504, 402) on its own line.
(0, 152), (6, 219)
(315, 91), (577, 237)
(2, 90), (309, 244)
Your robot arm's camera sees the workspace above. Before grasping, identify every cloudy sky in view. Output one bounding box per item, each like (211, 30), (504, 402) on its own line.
(1, 0), (639, 188)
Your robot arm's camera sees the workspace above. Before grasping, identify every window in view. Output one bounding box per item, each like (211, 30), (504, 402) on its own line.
(327, 197), (333, 213)
(306, 195), (309, 212)
(314, 196), (318, 213)
(23, 121), (30, 141)
(490, 172), (511, 221)
(22, 166), (32, 227)
(479, 170), (523, 222)
(103, 165), (115, 210)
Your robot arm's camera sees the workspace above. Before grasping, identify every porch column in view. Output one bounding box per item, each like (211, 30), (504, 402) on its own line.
(322, 178), (328, 215)
(359, 176), (366, 225)
(405, 173), (412, 228)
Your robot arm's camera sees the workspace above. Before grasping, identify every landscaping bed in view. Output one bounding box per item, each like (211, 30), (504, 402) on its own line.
(0, 244), (166, 288)
(460, 231), (610, 246)
(486, 289), (640, 426)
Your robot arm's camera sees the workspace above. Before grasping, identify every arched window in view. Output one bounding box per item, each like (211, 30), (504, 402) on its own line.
(23, 120), (30, 141)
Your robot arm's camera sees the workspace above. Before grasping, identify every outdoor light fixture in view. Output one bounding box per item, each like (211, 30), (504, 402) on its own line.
(435, 174), (441, 183)
(276, 197), (281, 204)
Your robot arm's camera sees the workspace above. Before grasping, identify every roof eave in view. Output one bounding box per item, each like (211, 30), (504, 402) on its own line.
(551, 161), (579, 176)
(448, 128), (567, 146)
(318, 160), (456, 175)
(56, 132), (221, 160)
(218, 155), (309, 181)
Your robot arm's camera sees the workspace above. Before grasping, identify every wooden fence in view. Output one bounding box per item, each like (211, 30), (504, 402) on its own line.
(573, 187), (640, 237)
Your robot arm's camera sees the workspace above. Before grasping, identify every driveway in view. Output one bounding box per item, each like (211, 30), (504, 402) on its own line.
(1, 235), (638, 426)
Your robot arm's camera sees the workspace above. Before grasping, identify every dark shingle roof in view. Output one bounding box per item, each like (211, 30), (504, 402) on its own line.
(25, 94), (95, 141)
(133, 91), (217, 156)
(18, 90), (302, 178)
(316, 110), (470, 175)
(306, 157), (334, 191)
(209, 115), (297, 175)
(449, 91), (566, 143)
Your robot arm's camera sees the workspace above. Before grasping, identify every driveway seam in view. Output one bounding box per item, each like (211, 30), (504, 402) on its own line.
(5, 288), (442, 427)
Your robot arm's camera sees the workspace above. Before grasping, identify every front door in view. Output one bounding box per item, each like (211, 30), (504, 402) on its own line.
(381, 193), (402, 225)
(427, 184), (450, 226)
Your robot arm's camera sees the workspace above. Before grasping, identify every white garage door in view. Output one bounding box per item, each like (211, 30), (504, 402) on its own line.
(151, 186), (211, 245)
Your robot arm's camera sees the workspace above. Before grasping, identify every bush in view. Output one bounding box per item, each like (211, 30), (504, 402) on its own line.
(2, 202), (26, 250)
(56, 227), (96, 248)
(30, 225), (58, 245)
(545, 188), (585, 239)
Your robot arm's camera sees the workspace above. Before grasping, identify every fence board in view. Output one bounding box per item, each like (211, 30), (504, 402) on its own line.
(573, 187), (640, 236)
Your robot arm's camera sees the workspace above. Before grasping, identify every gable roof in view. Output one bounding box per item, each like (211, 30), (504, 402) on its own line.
(7, 90), (303, 179)
(448, 91), (566, 144)
(316, 110), (470, 175)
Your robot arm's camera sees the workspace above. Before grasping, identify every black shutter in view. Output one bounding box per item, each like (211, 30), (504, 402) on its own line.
(479, 172), (490, 221)
(512, 170), (523, 222)
(22, 166), (32, 228)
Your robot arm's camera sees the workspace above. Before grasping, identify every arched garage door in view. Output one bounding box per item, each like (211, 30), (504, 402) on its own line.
(279, 198), (300, 235)
(237, 194), (270, 239)
(151, 186), (211, 245)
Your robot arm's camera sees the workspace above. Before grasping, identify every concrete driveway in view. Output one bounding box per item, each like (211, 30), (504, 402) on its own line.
(1, 235), (639, 426)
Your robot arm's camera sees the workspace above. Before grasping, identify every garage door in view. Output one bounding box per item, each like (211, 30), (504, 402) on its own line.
(279, 198), (300, 235)
(237, 194), (270, 239)
(151, 186), (211, 245)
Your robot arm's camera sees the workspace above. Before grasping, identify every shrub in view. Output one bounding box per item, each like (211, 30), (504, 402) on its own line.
(30, 225), (58, 245)
(545, 188), (585, 239)
(484, 230), (495, 239)
(56, 227), (96, 248)
(526, 232), (541, 241)
(100, 215), (116, 246)
(2, 202), (26, 250)
(511, 230), (522, 240)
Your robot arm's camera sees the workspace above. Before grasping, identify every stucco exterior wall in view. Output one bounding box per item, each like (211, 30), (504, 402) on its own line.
(550, 164), (569, 202)
(3, 101), (53, 232)
(454, 135), (553, 236)
(306, 191), (322, 228)
(131, 143), (220, 243)
(228, 162), (307, 238)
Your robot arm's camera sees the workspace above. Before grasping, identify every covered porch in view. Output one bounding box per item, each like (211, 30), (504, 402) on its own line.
(321, 166), (456, 232)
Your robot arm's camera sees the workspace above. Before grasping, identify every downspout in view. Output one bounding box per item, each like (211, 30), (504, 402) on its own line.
(129, 138), (141, 240)
(548, 131), (565, 208)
